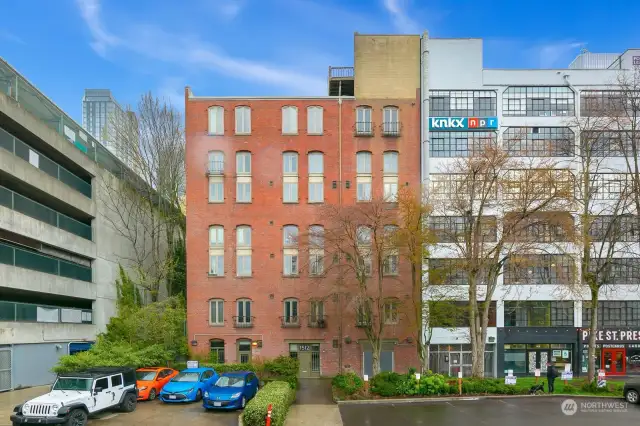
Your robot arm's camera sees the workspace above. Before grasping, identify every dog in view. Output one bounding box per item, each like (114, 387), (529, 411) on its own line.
(529, 381), (545, 395)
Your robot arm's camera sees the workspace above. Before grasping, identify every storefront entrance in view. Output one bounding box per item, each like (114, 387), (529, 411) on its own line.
(602, 348), (626, 375)
(289, 343), (321, 378)
(527, 349), (549, 374)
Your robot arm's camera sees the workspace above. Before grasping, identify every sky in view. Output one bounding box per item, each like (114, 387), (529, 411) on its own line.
(1, 0), (639, 124)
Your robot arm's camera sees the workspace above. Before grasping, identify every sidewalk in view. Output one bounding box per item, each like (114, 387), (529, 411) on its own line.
(285, 379), (342, 426)
(0, 386), (51, 425)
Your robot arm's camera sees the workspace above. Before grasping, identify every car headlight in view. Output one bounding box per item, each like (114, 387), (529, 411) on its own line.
(22, 403), (30, 414)
(51, 404), (59, 412)
(140, 386), (148, 390)
(186, 388), (194, 394)
(204, 391), (209, 398)
(231, 392), (242, 399)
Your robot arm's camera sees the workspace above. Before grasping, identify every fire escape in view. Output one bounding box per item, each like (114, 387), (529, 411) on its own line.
(327, 66), (354, 96)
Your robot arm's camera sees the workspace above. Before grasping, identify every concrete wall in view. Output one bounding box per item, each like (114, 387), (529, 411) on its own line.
(354, 34), (420, 99)
(11, 343), (73, 388)
(0, 322), (97, 345)
(429, 39), (484, 89)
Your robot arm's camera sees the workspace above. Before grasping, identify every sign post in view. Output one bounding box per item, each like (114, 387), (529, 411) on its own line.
(458, 371), (462, 395)
(534, 369), (540, 384)
(598, 370), (606, 388)
(504, 370), (516, 385)
(363, 375), (369, 395)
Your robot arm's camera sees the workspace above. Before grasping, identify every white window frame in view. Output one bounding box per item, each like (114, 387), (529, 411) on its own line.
(236, 299), (252, 324)
(208, 106), (224, 135)
(210, 226), (224, 246)
(383, 300), (399, 324)
(383, 152), (398, 175)
(357, 180), (372, 202)
(282, 106), (298, 135)
(209, 177), (224, 203)
(308, 181), (324, 203)
(383, 107), (399, 134)
(357, 152), (372, 174)
(284, 253), (299, 276)
(208, 151), (224, 174)
(236, 180), (251, 203)
(283, 152), (299, 174)
(236, 152), (251, 175)
(356, 107), (372, 134)
(283, 299), (299, 323)
(235, 106), (251, 135)
(308, 152), (324, 174)
(209, 299), (224, 325)
(307, 106), (323, 135)
(283, 225), (299, 246)
(283, 181), (299, 203)
(209, 226), (224, 276)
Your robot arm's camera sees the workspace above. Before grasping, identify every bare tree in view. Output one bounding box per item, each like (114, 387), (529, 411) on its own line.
(319, 199), (405, 376)
(101, 93), (185, 301)
(430, 143), (573, 377)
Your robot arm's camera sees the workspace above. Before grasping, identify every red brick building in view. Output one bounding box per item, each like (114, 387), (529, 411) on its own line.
(185, 34), (423, 376)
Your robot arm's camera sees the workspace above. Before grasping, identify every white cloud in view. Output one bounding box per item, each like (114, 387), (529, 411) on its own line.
(158, 77), (187, 110)
(382, 0), (420, 34)
(74, 0), (326, 94)
(0, 31), (26, 45)
(532, 40), (585, 68)
(218, 0), (244, 19)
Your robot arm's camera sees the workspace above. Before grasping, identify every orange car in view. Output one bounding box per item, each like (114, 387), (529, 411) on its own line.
(136, 367), (179, 401)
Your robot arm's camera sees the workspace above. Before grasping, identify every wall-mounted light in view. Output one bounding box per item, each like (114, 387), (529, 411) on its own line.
(190, 340), (198, 347)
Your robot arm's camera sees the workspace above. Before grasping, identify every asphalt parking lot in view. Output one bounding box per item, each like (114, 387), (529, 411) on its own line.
(338, 397), (640, 426)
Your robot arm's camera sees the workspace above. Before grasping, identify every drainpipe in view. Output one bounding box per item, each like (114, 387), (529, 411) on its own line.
(421, 31), (430, 185)
(337, 82), (344, 373)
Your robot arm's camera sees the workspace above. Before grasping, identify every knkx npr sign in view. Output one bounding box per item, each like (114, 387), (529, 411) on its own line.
(429, 117), (498, 131)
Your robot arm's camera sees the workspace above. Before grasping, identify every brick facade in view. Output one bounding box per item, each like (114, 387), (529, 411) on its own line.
(185, 89), (421, 376)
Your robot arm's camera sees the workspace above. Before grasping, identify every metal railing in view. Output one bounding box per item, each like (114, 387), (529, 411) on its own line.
(207, 161), (224, 175)
(328, 67), (354, 79)
(0, 241), (92, 282)
(0, 300), (92, 324)
(307, 315), (327, 328)
(280, 316), (301, 328)
(354, 122), (374, 136)
(381, 122), (401, 137)
(0, 185), (92, 240)
(233, 316), (254, 328)
(0, 128), (92, 198)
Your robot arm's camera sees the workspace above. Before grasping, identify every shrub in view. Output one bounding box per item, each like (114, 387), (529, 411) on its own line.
(243, 381), (296, 426)
(370, 372), (405, 397)
(54, 342), (171, 373)
(332, 373), (364, 395)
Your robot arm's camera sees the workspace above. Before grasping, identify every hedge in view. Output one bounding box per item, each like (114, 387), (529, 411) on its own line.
(243, 381), (296, 426)
(332, 373), (364, 395)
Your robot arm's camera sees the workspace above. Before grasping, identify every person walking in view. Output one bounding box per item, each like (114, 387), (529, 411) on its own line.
(546, 362), (559, 393)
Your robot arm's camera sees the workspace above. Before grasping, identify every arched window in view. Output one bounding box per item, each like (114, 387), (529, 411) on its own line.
(236, 151), (252, 174)
(308, 152), (324, 203)
(283, 298), (299, 326)
(208, 151), (224, 174)
(307, 106), (323, 135)
(383, 151), (398, 174)
(382, 106), (399, 136)
(356, 151), (372, 174)
(383, 151), (399, 202)
(208, 106), (224, 135)
(210, 339), (225, 363)
(309, 225), (324, 276)
(282, 106), (298, 134)
(283, 152), (299, 174)
(237, 338), (252, 363)
(209, 226), (224, 276)
(356, 106), (372, 135)
(308, 152), (324, 174)
(236, 226), (252, 277)
(235, 106), (251, 134)
(283, 225), (299, 246)
(235, 299), (252, 326)
(383, 298), (399, 324)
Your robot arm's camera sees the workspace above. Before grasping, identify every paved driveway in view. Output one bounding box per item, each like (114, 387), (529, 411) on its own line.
(339, 397), (640, 426)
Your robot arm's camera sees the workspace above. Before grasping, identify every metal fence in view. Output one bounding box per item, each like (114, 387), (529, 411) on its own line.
(0, 241), (92, 282)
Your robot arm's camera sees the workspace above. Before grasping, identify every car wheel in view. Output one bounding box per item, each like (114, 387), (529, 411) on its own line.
(64, 409), (88, 426)
(626, 389), (639, 404)
(241, 396), (246, 409)
(196, 389), (203, 402)
(121, 393), (137, 412)
(149, 388), (157, 401)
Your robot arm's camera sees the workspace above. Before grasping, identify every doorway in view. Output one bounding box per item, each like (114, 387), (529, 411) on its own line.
(290, 343), (321, 378)
(0, 347), (11, 391)
(527, 350), (550, 374)
(602, 348), (626, 375)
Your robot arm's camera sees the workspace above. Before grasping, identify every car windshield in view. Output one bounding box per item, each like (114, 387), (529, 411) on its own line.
(215, 376), (245, 388)
(172, 372), (200, 382)
(136, 371), (157, 381)
(53, 378), (92, 391)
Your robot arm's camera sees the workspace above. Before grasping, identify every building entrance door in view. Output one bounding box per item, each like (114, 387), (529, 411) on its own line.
(527, 350), (550, 374)
(602, 348), (626, 375)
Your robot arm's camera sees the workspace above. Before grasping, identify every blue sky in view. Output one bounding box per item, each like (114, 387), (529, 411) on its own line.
(1, 0), (639, 123)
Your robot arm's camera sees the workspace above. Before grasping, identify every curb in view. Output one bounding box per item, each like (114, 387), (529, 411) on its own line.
(238, 413), (244, 426)
(337, 394), (623, 405)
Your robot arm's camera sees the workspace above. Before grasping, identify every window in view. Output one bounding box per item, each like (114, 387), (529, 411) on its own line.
(502, 87), (575, 117)
(307, 106), (323, 135)
(208, 106), (224, 135)
(356, 106), (373, 135)
(357, 299), (372, 326)
(94, 378), (108, 390)
(357, 226), (373, 277)
(382, 107), (399, 136)
(383, 253), (399, 275)
(590, 173), (633, 200)
(308, 152), (324, 203)
(236, 299), (252, 326)
(283, 225), (299, 276)
(310, 300), (324, 324)
(429, 302), (497, 327)
(589, 215), (640, 242)
(383, 151), (399, 202)
(209, 299), (224, 325)
(504, 301), (574, 327)
(235, 106), (251, 134)
(236, 181), (251, 203)
(236, 152), (251, 174)
(430, 131), (496, 158)
(309, 225), (324, 276)
(428, 216), (497, 243)
(384, 300), (399, 324)
(209, 226), (224, 276)
(580, 91), (631, 117)
(208, 151), (224, 174)
(283, 299), (299, 324)
(236, 226), (251, 277)
(583, 301), (640, 328)
(588, 258), (640, 285)
(110, 375), (122, 387)
(503, 127), (574, 157)
(237, 339), (252, 363)
(209, 177), (224, 202)
(428, 259), (472, 285)
(282, 106), (298, 134)
(430, 174), (497, 200)
(383, 152), (398, 174)
(503, 255), (574, 285)
(505, 212), (574, 243)
(210, 339), (225, 363)
(583, 130), (635, 157)
(283, 152), (299, 203)
(357, 151), (372, 202)
(429, 90), (497, 117)
(503, 169), (574, 200)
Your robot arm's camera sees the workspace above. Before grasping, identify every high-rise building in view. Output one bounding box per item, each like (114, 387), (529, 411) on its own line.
(0, 58), (171, 390)
(82, 89), (131, 165)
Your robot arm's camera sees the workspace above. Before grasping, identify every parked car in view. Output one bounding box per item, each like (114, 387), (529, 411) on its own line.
(136, 367), (179, 401)
(624, 378), (640, 404)
(203, 371), (259, 410)
(10, 367), (137, 426)
(159, 367), (218, 403)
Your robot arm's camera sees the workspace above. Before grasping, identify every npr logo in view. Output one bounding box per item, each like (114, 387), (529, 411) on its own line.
(429, 116), (498, 131)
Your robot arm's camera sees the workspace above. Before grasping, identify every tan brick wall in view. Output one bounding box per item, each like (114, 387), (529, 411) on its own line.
(354, 34), (420, 99)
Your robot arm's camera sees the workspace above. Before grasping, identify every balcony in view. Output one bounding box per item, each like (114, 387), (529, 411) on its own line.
(307, 315), (327, 328)
(207, 161), (224, 175)
(328, 66), (354, 96)
(0, 185), (92, 240)
(0, 241), (92, 282)
(280, 316), (301, 328)
(354, 122), (374, 137)
(233, 316), (255, 328)
(381, 122), (401, 137)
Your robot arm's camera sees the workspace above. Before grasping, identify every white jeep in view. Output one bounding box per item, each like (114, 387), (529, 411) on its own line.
(10, 367), (138, 426)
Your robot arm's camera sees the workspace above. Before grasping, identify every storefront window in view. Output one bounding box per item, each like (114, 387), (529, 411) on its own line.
(504, 350), (526, 374)
(429, 344), (495, 377)
(627, 344), (640, 373)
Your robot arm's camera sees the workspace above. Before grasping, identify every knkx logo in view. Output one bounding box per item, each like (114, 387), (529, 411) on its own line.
(429, 117), (498, 131)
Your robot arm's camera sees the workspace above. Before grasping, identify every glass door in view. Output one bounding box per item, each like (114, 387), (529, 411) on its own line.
(449, 353), (461, 376)
(602, 349), (626, 375)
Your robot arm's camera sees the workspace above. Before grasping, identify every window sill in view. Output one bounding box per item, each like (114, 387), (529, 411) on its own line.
(208, 133), (224, 137)
(207, 273), (226, 278)
(236, 275), (253, 279)
(307, 132), (323, 136)
(235, 132), (251, 136)
(383, 274), (400, 277)
(235, 200), (252, 204)
(283, 274), (300, 278)
(308, 201), (324, 204)
(208, 201), (225, 204)
(208, 323), (225, 327)
(283, 201), (299, 204)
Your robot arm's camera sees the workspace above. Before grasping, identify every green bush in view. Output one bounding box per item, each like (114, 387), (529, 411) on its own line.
(460, 378), (526, 395)
(243, 381), (296, 426)
(370, 372), (405, 396)
(332, 373), (364, 395)
(53, 342), (171, 373)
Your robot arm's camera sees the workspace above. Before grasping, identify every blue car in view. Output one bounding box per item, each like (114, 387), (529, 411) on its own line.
(203, 371), (259, 410)
(159, 367), (218, 403)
